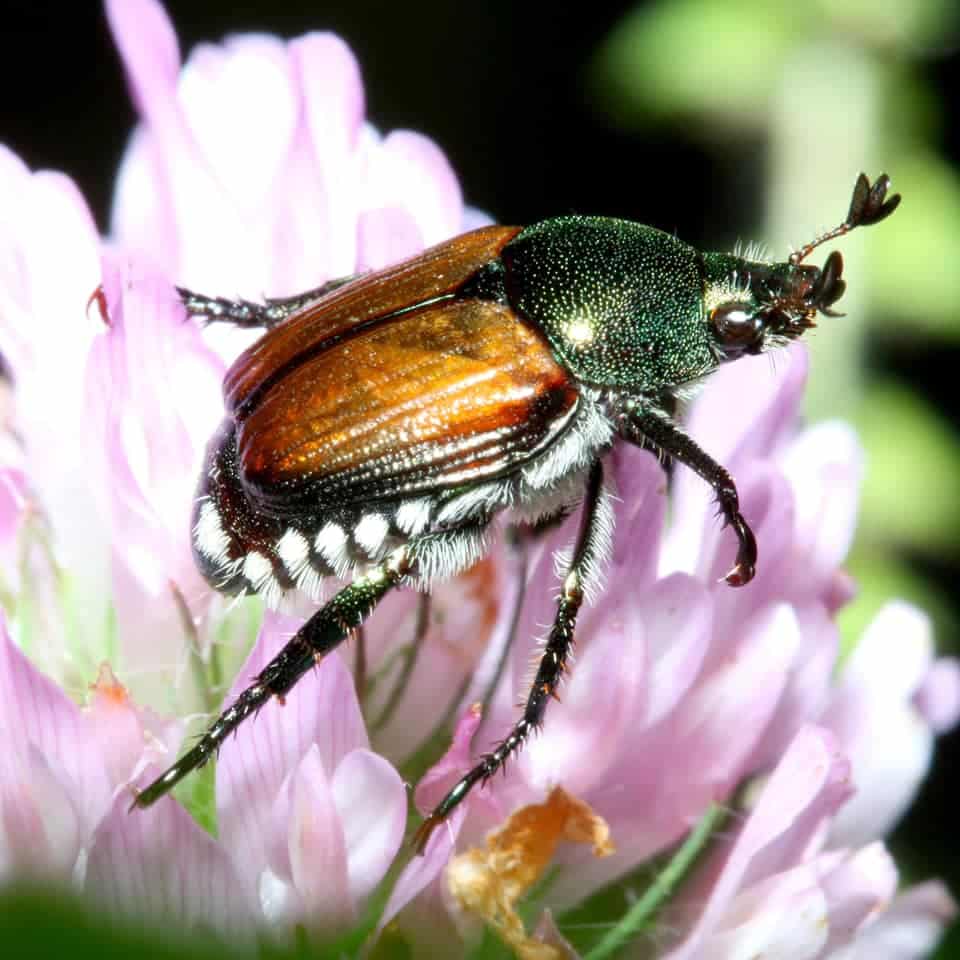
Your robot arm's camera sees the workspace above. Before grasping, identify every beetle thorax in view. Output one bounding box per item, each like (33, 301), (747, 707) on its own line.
(501, 216), (718, 392)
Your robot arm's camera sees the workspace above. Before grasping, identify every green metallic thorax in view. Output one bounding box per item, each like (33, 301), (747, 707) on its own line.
(501, 216), (716, 392)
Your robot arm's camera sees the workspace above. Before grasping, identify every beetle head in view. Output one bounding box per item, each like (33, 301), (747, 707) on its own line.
(702, 172), (899, 362)
(703, 251), (847, 359)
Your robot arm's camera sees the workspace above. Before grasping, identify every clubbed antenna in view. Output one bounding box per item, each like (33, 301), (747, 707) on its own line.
(789, 173), (902, 266)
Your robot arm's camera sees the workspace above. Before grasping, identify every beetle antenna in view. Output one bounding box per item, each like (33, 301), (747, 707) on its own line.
(789, 173), (901, 265)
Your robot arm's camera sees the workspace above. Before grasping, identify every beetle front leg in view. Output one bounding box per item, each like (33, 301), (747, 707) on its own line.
(132, 544), (410, 809)
(620, 402), (757, 587)
(177, 274), (362, 329)
(413, 461), (609, 852)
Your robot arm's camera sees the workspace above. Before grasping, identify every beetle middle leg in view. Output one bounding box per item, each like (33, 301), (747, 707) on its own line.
(414, 460), (610, 851)
(177, 274), (361, 329)
(620, 402), (757, 586)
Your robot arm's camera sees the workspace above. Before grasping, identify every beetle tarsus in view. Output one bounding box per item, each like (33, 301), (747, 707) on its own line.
(412, 813), (444, 854)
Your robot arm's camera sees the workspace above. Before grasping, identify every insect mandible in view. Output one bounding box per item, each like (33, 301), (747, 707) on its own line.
(133, 173), (900, 850)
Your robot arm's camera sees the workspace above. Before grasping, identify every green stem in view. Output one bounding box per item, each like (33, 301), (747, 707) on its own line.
(583, 803), (725, 960)
(371, 593), (430, 732)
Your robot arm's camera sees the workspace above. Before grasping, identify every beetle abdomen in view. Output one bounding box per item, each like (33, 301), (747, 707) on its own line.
(192, 392), (615, 603)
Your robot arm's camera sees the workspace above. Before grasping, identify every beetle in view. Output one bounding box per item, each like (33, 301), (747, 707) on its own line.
(133, 173), (899, 850)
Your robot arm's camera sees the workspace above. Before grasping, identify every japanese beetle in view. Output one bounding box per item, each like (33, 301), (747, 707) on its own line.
(134, 173), (899, 849)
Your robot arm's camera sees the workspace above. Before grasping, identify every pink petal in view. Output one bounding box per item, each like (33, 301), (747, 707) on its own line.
(747, 602), (838, 770)
(665, 603), (803, 794)
(848, 880), (957, 957)
(379, 705), (483, 932)
(666, 726), (851, 959)
(780, 420), (863, 587)
(294, 32), (365, 158)
(0, 142), (29, 195)
(461, 205), (494, 231)
(104, 0), (181, 118)
(178, 36), (297, 208)
(838, 602), (932, 701)
(608, 443), (667, 585)
(356, 206), (426, 272)
(634, 573), (712, 727)
(376, 131), (463, 244)
(286, 745), (354, 932)
(84, 253), (222, 703)
(292, 32), (366, 278)
(85, 663), (182, 790)
(913, 657), (960, 734)
(684, 863), (829, 960)
(591, 602), (801, 871)
(0, 468), (27, 544)
(109, 129), (179, 272)
(0, 745), (83, 882)
(332, 749), (406, 906)
(516, 587), (647, 798)
(415, 702), (484, 812)
(217, 613), (369, 882)
(819, 843), (898, 952)
(0, 156), (107, 651)
(704, 344), (809, 467)
(0, 618), (111, 831)
(824, 603), (939, 845)
(86, 793), (255, 937)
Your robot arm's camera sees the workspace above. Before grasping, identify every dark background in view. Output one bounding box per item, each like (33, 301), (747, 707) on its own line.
(4, 0), (959, 948)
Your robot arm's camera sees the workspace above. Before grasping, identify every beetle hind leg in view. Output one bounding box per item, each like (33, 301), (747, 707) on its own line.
(177, 274), (361, 329)
(134, 518), (495, 810)
(132, 544), (411, 809)
(414, 461), (611, 852)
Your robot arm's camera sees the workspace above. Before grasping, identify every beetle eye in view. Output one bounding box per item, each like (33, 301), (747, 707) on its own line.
(710, 302), (763, 355)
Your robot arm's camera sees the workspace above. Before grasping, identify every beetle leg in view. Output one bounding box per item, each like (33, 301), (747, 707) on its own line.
(176, 274), (362, 329)
(413, 461), (608, 852)
(132, 543), (410, 809)
(621, 402), (756, 586)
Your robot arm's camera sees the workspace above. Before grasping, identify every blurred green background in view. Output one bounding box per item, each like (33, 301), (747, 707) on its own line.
(4, 0), (959, 955)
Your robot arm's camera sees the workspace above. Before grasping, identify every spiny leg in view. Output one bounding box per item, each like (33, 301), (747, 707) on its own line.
(621, 402), (756, 586)
(413, 460), (608, 851)
(133, 545), (410, 808)
(177, 274), (361, 329)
